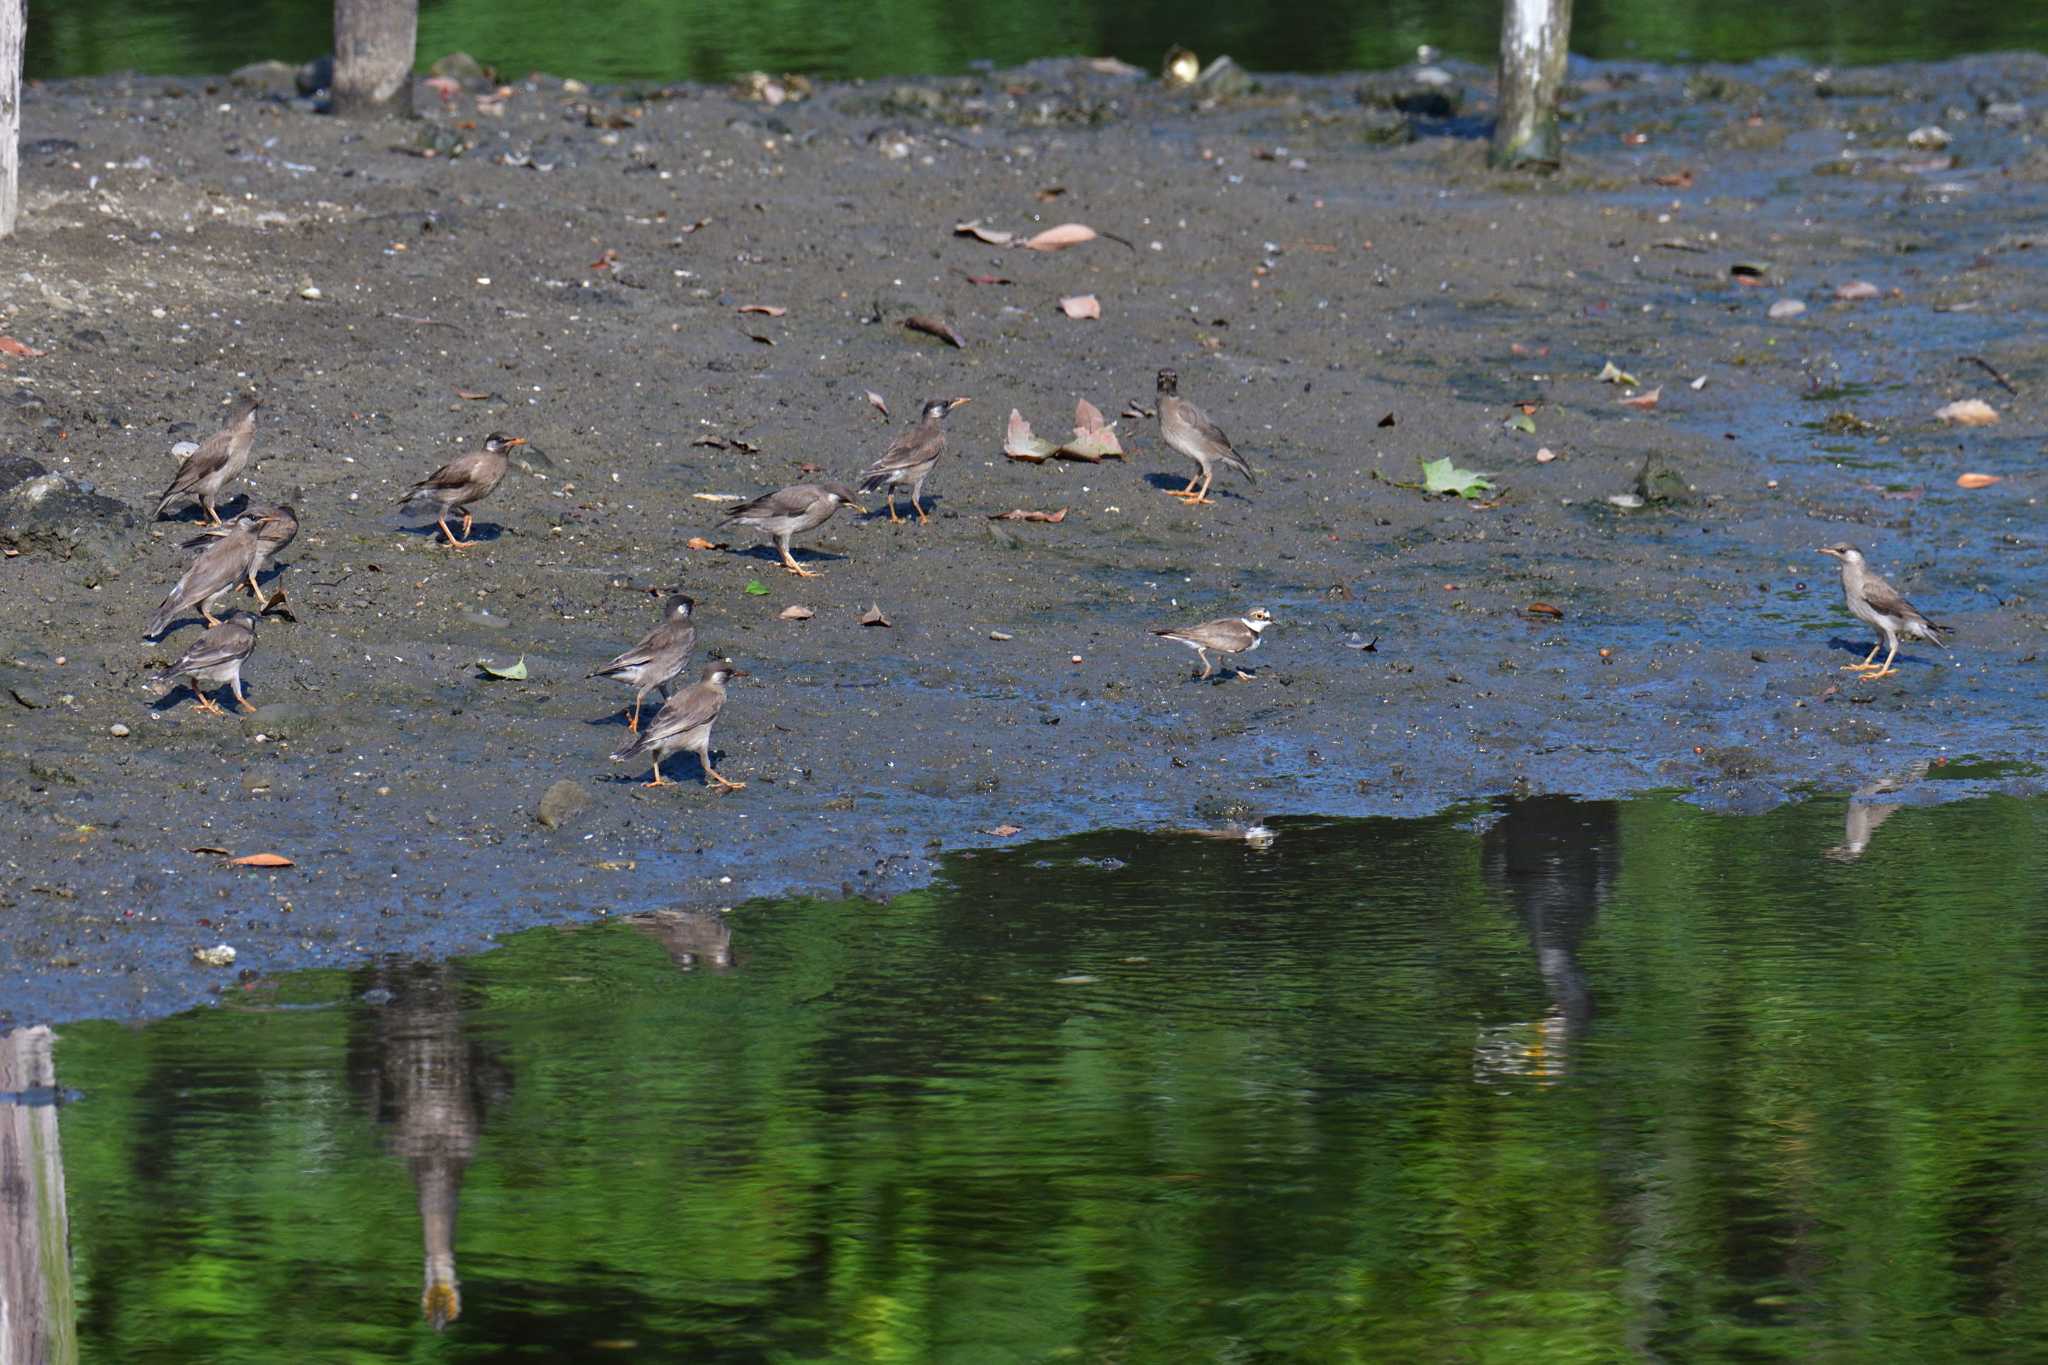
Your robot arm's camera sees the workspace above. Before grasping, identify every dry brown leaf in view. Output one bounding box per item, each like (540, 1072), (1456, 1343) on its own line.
(859, 604), (892, 627)
(0, 337), (46, 358)
(1058, 294), (1102, 320)
(188, 846), (231, 857)
(1650, 169), (1695, 189)
(779, 604), (816, 620)
(1936, 399), (1998, 427)
(864, 389), (890, 419)
(1956, 472), (2004, 489)
(1618, 387), (1663, 410)
(230, 852), (295, 868)
(1022, 223), (1098, 251)
(1525, 602), (1566, 619)
(989, 507), (1069, 523)
(1003, 409), (1060, 462)
(903, 315), (966, 348)
(685, 536), (724, 551)
(737, 304), (786, 316)
(960, 273), (1012, 286)
(454, 388), (491, 401)
(954, 220), (1014, 246)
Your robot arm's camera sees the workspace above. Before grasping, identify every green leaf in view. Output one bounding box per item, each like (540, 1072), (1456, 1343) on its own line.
(744, 580), (771, 596)
(477, 656), (528, 681)
(1419, 458), (1496, 499)
(1507, 412), (1537, 435)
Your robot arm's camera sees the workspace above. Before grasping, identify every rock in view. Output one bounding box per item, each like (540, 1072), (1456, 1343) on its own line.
(1191, 56), (1250, 100)
(429, 52), (490, 87)
(109, 723), (130, 738)
(1768, 298), (1807, 319)
(192, 944), (237, 968)
(1634, 453), (1695, 504)
(535, 779), (592, 830)
(1906, 125), (1951, 150)
(296, 55), (334, 97)
(0, 454), (137, 579)
(230, 60), (298, 93)
(239, 702), (324, 740)
(21, 138), (79, 158)
(1357, 72), (1462, 119)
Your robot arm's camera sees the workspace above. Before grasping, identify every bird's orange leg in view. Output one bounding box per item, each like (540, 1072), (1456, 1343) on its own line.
(1863, 640), (1902, 681)
(1841, 641), (1884, 671)
(913, 493), (929, 525)
(202, 606), (223, 628)
(885, 493), (902, 524)
(1184, 471), (1218, 506)
(459, 509), (474, 537)
(778, 543), (822, 578)
(193, 691), (227, 716)
(438, 514), (475, 548)
(641, 756), (671, 788)
(627, 699), (641, 732)
(705, 764), (747, 791)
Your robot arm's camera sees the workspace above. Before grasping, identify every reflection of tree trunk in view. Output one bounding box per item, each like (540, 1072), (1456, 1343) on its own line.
(349, 965), (488, 1332)
(0, 1027), (77, 1365)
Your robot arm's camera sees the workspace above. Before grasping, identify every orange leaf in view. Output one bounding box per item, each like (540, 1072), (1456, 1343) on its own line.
(1935, 399), (1998, 427)
(1526, 603), (1565, 619)
(1022, 223), (1097, 251)
(737, 304), (786, 316)
(685, 536), (722, 550)
(988, 823), (1023, 837)
(0, 337), (46, 357)
(1618, 386), (1662, 410)
(1956, 472), (2003, 489)
(455, 388), (490, 400)
(230, 852), (295, 868)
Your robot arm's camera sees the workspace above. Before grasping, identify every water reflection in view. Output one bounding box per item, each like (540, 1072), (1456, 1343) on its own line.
(623, 908), (736, 971)
(1826, 762), (1930, 862)
(0, 1028), (75, 1365)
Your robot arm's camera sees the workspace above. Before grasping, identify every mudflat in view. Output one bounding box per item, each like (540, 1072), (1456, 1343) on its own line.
(2, 53), (2043, 1024)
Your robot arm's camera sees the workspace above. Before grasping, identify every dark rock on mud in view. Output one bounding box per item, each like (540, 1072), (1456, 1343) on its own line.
(535, 779), (592, 829)
(0, 454), (136, 576)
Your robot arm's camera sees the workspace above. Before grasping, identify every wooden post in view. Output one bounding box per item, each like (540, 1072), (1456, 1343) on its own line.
(332, 0), (418, 118)
(0, 0), (24, 237)
(0, 1028), (77, 1365)
(1490, 0), (1573, 170)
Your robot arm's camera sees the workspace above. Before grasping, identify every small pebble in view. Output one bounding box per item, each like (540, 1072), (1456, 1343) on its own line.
(108, 723), (130, 737)
(1768, 298), (1806, 320)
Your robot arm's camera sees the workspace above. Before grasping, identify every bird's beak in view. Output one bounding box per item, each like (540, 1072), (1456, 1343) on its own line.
(506, 437), (528, 447)
(728, 668), (751, 679)
(947, 397), (973, 411)
(1817, 547), (1841, 558)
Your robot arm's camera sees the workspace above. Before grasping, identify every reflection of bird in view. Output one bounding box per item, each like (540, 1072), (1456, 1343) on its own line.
(611, 661), (747, 789)
(590, 595), (696, 731)
(156, 396), (260, 524)
(723, 482), (860, 577)
(860, 397), (969, 524)
(1825, 761), (1930, 861)
(146, 512), (266, 638)
(1151, 607), (1273, 679)
(625, 908), (735, 970)
(1818, 543), (1947, 680)
(153, 611), (259, 714)
(1156, 370), (1254, 505)
(398, 433), (524, 547)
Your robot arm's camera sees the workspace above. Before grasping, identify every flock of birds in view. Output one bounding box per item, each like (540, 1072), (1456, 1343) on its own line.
(139, 370), (1273, 789)
(139, 367), (1947, 791)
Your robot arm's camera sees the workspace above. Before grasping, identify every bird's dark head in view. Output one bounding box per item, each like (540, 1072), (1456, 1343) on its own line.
(230, 395), (262, 421)
(925, 397), (971, 421)
(665, 594), (695, 621)
(821, 482), (862, 505)
(1818, 542), (1863, 564)
(483, 433), (528, 454)
(703, 660), (748, 684)
(224, 611), (261, 631)
(1157, 369), (1179, 396)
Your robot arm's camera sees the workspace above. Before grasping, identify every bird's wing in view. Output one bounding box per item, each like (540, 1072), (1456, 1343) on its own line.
(413, 450), (491, 492)
(171, 623), (254, 674)
(158, 431), (232, 504)
(1861, 571), (1928, 624)
(641, 683), (724, 742)
(726, 485), (815, 521)
(864, 426), (940, 477)
(1178, 400), (1236, 454)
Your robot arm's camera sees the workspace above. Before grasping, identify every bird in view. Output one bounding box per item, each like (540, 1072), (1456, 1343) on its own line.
(146, 512), (268, 639)
(398, 433), (525, 547)
(859, 396), (970, 524)
(155, 395), (261, 525)
(1151, 607), (1274, 679)
(590, 594), (696, 731)
(610, 660), (747, 789)
(1818, 543), (1948, 681)
(722, 482), (861, 577)
(179, 503), (298, 608)
(152, 611), (259, 715)
(1156, 370), (1254, 505)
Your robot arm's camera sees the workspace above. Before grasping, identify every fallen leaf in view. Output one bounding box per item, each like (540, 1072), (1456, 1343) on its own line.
(1956, 472), (2003, 489)
(1768, 298), (1806, 320)
(188, 846), (232, 856)
(1936, 399), (1998, 427)
(1597, 360), (1639, 386)
(960, 273), (1013, 286)
(1377, 412), (1397, 428)
(454, 388), (491, 401)
(1022, 223), (1097, 251)
(1650, 168), (1695, 189)
(1525, 603), (1565, 619)
(691, 435), (730, 449)
(779, 604), (815, 620)
(988, 823), (1023, 837)
(1035, 185), (1067, 202)
(1419, 458), (1495, 499)
(1729, 261), (1771, 283)
(1506, 412), (1537, 435)
(1834, 280), (1881, 301)
(859, 604), (892, 627)
(692, 492), (743, 502)
(1003, 409), (1061, 462)
(1536, 447), (1559, 463)
(590, 249), (619, 270)
(954, 220), (1015, 245)
(685, 536), (723, 551)
(478, 657), (528, 680)
(989, 507), (1069, 523)
(903, 315), (966, 348)
(1510, 342), (1548, 357)
(744, 580), (771, 596)
(989, 630), (1014, 641)
(864, 389), (890, 419)
(1058, 294), (1101, 320)
(229, 853), (295, 868)
(1059, 399), (1125, 460)
(192, 944), (238, 967)
(0, 337), (47, 358)
(737, 304), (786, 316)
(1618, 386), (1663, 410)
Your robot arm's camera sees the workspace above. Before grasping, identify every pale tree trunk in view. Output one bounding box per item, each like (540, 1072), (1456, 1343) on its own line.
(0, 0), (24, 237)
(332, 0), (418, 118)
(0, 1027), (77, 1365)
(1490, 0), (1573, 169)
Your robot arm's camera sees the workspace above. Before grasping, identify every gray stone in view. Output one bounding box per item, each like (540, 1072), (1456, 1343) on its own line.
(0, 455), (138, 579)
(429, 52), (490, 87)
(1634, 453), (1695, 505)
(535, 779), (591, 830)
(230, 60), (299, 93)
(240, 702), (324, 740)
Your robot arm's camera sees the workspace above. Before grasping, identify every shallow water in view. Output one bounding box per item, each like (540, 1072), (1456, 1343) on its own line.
(8, 791), (2048, 1361)
(29, 0), (2048, 83)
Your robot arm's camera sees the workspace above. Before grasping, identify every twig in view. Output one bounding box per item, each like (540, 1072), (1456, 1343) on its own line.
(1960, 354), (2018, 395)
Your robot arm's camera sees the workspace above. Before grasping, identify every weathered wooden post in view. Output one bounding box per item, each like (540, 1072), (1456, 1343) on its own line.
(1, 0), (24, 237)
(333, 0), (418, 117)
(1490, 0), (1573, 169)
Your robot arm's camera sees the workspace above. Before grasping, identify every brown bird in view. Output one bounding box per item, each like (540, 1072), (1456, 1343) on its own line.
(860, 396), (970, 523)
(590, 594), (696, 731)
(180, 503), (298, 608)
(1157, 370), (1254, 505)
(146, 512), (267, 639)
(1818, 543), (1948, 680)
(1151, 607), (1274, 679)
(398, 433), (524, 547)
(156, 395), (261, 525)
(723, 482), (861, 577)
(152, 611), (259, 715)
(610, 660), (747, 789)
